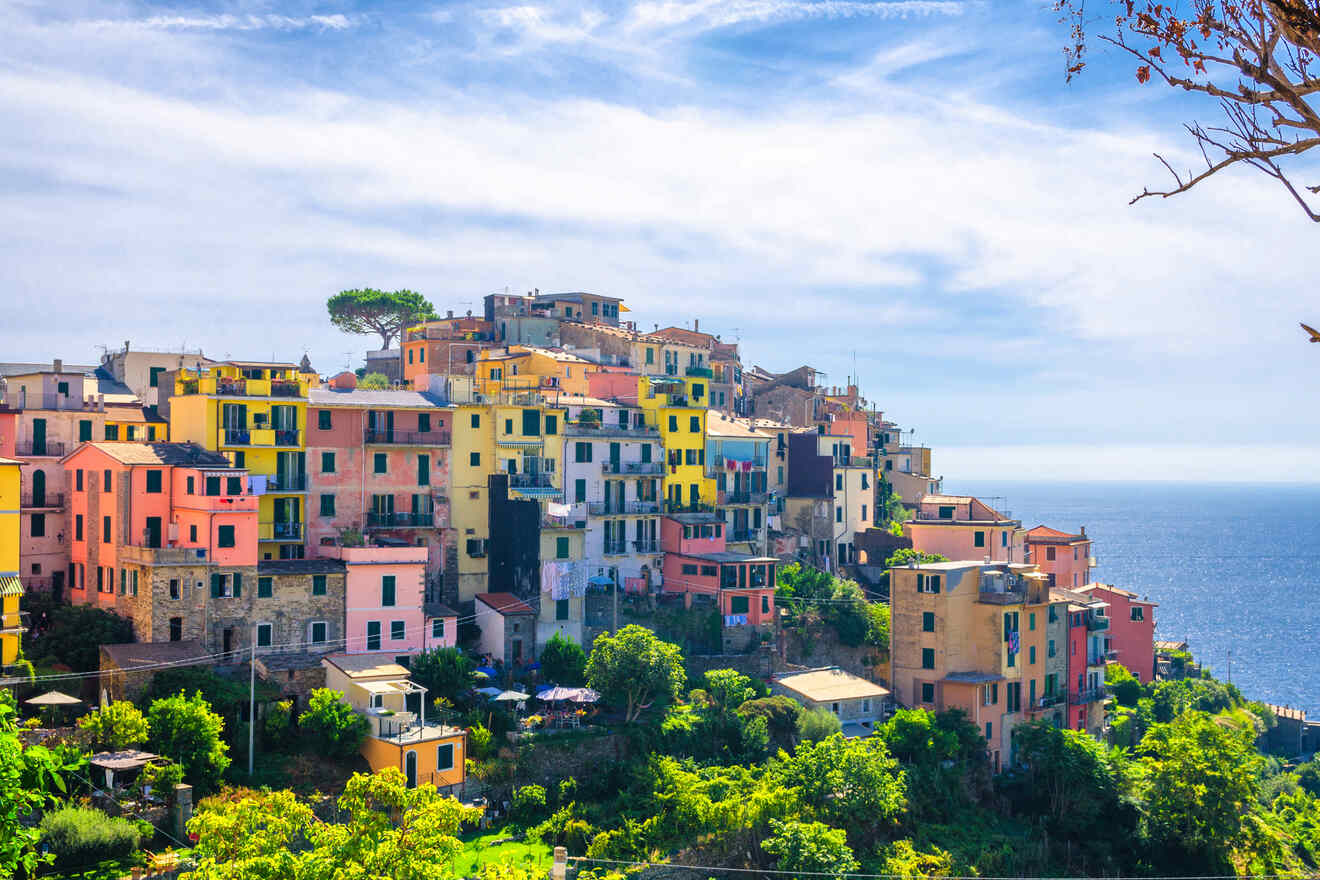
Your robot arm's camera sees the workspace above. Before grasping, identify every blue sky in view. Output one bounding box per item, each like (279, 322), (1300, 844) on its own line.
(2, 0), (1318, 482)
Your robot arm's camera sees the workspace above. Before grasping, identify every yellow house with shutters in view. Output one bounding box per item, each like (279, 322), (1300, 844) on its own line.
(167, 362), (315, 560)
(474, 346), (597, 398)
(637, 376), (715, 513)
(0, 457), (25, 666)
(449, 397), (567, 601)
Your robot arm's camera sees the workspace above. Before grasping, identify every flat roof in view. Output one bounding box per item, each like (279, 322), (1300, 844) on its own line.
(942, 672), (1005, 684)
(705, 411), (769, 439)
(667, 512), (724, 525)
(323, 653), (411, 678)
(308, 388), (446, 408)
(775, 667), (889, 702)
(691, 552), (779, 564)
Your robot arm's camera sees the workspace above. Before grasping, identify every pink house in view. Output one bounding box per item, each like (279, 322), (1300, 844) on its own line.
(1025, 525), (1094, 590)
(1082, 584), (1157, 682)
(660, 512), (776, 627)
(904, 495), (1024, 563)
(586, 369), (641, 404)
(322, 545), (429, 655)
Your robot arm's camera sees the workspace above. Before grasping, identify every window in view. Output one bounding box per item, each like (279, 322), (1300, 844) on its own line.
(432, 619), (445, 639)
(374, 453), (388, 474)
(937, 505), (954, 519)
(436, 743), (455, 771)
(318, 409), (332, 429)
(382, 576), (396, 606)
(102, 515), (112, 543)
(321, 452), (336, 473)
(320, 494), (336, 517)
(1048, 639), (1056, 658)
(1131, 606), (1145, 622)
(74, 514), (83, 541)
(391, 620), (405, 641)
(921, 648), (936, 669)
(573, 479), (586, 503)
(691, 382), (703, 400)
(103, 470), (112, 491)
(861, 504), (867, 521)
(1048, 605), (1058, 623)
(367, 621), (382, 651)
(922, 611), (935, 632)
(169, 617), (183, 641)
(522, 409), (540, 435)
(921, 682), (935, 703)
(916, 574), (941, 594)
(418, 454), (430, 486)
(1046, 546), (1056, 561)
(313, 575), (327, 596)
(418, 413), (431, 433)
(205, 476), (220, 496)
(104, 424), (119, 441)
(835, 473), (843, 491)
(668, 415), (678, 432)
(835, 506), (842, 523)
(985, 722), (993, 741)
(31, 514), (45, 538)
(556, 598), (569, 620)
(257, 624), (272, 647)
(189, 524), (197, 542)
(79, 420), (92, 442)
(310, 621), (327, 644)
(258, 577), (273, 598)
(218, 525), (235, 548)
(575, 442), (593, 462)
(1029, 645), (1037, 664)
(470, 413), (480, 428)
(646, 347), (654, 364)
(504, 418), (513, 434)
(1029, 612), (1036, 631)
(227, 476), (242, 495)
(556, 537), (569, 559)
(75, 469), (84, 491)
(700, 565), (718, 577)
(469, 452), (481, 467)
(545, 415), (558, 435)
(681, 564), (698, 575)
(730, 595), (750, 614)
(974, 530), (985, 548)
(689, 415), (700, 432)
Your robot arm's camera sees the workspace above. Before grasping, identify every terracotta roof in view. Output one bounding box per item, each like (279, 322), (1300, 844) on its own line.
(775, 667), (889, 702)
(67, 442), (234, 468)
(1026, 525), (1088, 544)
(922, 494), (974, 505)
(475, 592), (535, 615)
(100, 640), (207, 668)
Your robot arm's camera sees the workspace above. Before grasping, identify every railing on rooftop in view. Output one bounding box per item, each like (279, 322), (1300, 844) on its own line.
(270, 380), (302, 398)
(664, 500), (714, 515)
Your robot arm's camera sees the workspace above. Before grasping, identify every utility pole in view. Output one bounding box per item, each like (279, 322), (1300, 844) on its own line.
(248, 625), (256, 777)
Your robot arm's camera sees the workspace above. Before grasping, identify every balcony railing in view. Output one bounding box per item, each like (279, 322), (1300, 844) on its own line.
(601, 460), (664, 475)
(216, 379), (248, 395)
(1087, 616), (1110, 631)
(977, 590), (1026, 605)
(727, 529), (758, 543)
(685, 366), (713, 378)
(1069, 687), (1106, 705)
(720, 491), (768, 505)
(664, 501), (714, 514)
(588, 500), (661, 516)
(603, 541), (629, 556)
(21, 493), (65, 509)
(367, 511), (435, 529)
(15, 440), (64, 457)
(270, 380), (302, 397)
(120, 545), (211, 565)
(365, 429), (452, 446)
(0, 612), (31, 636)
(260, 521), (303, 541)
(274, 429), (300, 447)
(508, 472), (555, 489)
(268, 473), (307, 491)
(1035, 693), (1067, 709)
(632, 539), (660, 554)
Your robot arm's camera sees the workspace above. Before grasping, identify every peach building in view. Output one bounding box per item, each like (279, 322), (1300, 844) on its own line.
(1081, 583), (1157, 682)
(660, 512), (776, 650)
(1024, 525), (1094, 589)
(904, 495), (1025, 563)
(321, 544), (436, 656)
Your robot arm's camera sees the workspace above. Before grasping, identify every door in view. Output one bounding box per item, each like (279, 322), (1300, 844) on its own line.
(31, 470), (45, 506)
(609, 442), (620, 470)
(405, 750), (417, 789)
(32, 418), (46, 456)
(144, 517), (162, 548)
(512, 638), (523, 663)
(223, 628), (233, 654)
(221, 404), (247, 443)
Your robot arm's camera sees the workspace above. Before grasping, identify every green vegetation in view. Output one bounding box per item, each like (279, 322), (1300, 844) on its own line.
(77, 699), (149, 750)
(147, 691), (231, 795)
(884, 548), (949, 568)
(585, 625), (686, 722)
(776, 563), (889, 649)
(358, 371), (391, 390)
(538, 633), (588, 686)
(326, 288), (439, 349)
(26, 603), (134, 672)
(298, 689), (371, 761)
(38, 806), (143, 874)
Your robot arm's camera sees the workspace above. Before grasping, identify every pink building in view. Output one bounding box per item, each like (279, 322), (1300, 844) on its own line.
(1082, 584), (1157, 682)
(660, 512), (777, 641)
(904, 495), (1024, 563)
(323, 545), (430, 655)
(1025, 525), (1094, 590)
(586, 369), (641, 404)
(305, 385), (453, 606)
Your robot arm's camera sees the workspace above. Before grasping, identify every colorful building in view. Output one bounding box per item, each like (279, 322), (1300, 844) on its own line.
(320, 544), (431, 655)
(1081, 583), (1157, 682)
(321, 653), (466, 790)
(636, 375), (715, 513)
(474, 346), (598, 398)
(0, 456), (25, 668)
(705, 411), (770, 555)
(474, 592), (538, 667)
(904, 495), (1024, 564)
(166, 361), (315, 560)
(1024, 525), (1095, 589)
(401, 313), (494, 389)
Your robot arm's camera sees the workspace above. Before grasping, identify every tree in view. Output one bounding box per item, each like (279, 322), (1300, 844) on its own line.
(409, 647), (475, 705)
(1139, 710), (1264, 871)
(29, 605), (134, 671)
(796, 707), (842, 743)
(702, 668), (757, 712)
(1009, 721), (1131, 839)
(358, 372), (391, 390)
(585, 625), (686, 722)
(327, 289), (439, 350)
(1057, 0), (1320, 221)
(761, 819), (859, 880)
(539, 633), (588, 686)
(884, 548), (948, 569)
(76, 699), (148, 750)
(1298, 759), (1320, 797)
(738, 696), (804, 749)
(0, 691), (48, 877)
(147, 691), (231, 795)
(298, 689), (370, 761)
(774, 732), (907, 839)
(1106, 662), (1143, 706)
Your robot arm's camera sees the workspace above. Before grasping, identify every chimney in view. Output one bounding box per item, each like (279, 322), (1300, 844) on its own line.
(53, 359), (63, 373)
(97, 394), (105, 412)
(446, 310), (454, 319)
(124, 340), (130, 353)
(694, 319), (699, 332)
(1080, 525), (1086, 537)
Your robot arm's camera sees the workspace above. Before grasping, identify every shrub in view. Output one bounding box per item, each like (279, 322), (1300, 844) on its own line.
(77, 700), (149, 751)
(146, 691), (231, 795)
(140, 761), (184, 799)
(510, 784), (549, 826)
(796, 707), (842, 743)
(738, 696), (803, 748)
(263, 700), (293, 749)
(38, 806), (142, 872)
(539, 633), (588, 686)
(29, 606), (133, 672)
(468, 723), (493, 760)
(298, 689), (370, 761)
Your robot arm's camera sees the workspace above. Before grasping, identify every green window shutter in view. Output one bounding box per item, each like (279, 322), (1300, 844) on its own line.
(318, 409), (332, 429)
(574, 479), (586, 502)
(145, 470), (162, 493)
(258, 577), (273, 598)
(544, 414), (557, 435)
(418, 454), (430, 486)
(211, 574), (223, 598)
(556, 537), (569, 559)
(320, 494), (335, 517)
(730, 595), (749, 614)
(232, 573), (242, 598)
(313, 575), (327, 596)
(321, 452), (335, 473)
(79, 420), (92, 441)
(382, 576), (396, 607)
(374, 453), (387, 474)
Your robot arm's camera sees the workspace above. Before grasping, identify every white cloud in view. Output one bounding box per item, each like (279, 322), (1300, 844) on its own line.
(626, 0), (964, 33)
(78, 13), (354, 33)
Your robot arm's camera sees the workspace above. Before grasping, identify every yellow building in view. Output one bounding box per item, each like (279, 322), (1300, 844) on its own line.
(474, 346), (598, 398)
(167, 362), (314, 559)
(450, 396), (567, 601)
(637, 376), (715, 512)
(0, 457), (25, 666)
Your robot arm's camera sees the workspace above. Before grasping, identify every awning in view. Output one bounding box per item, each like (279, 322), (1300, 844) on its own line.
(26, 690), (82, 706)
(0, 576), (23, 597)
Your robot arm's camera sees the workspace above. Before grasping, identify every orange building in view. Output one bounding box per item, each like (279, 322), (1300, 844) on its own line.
(401, 314), (495, 388)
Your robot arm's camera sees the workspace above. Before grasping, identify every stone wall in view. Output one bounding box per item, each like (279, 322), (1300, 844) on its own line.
(512, 731), (630, 788)
(780, 624), (888, 687)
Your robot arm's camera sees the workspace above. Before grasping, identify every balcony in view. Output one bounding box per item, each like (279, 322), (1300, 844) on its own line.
(1087, 615), (1110, 631)
(601, 461), (664, 475)
(260, 521), (303, 541)
(274, 429), (300, 447)
(270, 380), (303, 398)
(268, 472), (307, 492)
(603, 540), (629, 556)
(0, 612), (31, 636)
(977, 589), (1026, 605)
(14, 439), (64, 457)
(632, 539), (660, 554)
(727, 529), (758, 543)
(1035, 693), (1067, 709)
(215, 378), (248, 396)
(120, 544), (212, 565)
(1069, 687), (1106, 705)
(21, 492), (65, 509)
(834, 455), (874, 469)
(364, 429), (452, 446)
(366, 511), (436, 529)
(588, 500), (661, 516)
(508, 473), (555, 489)
(664, 500), (714, 515)
(719, 490), (768, 505)
(685, 366), (713, 378)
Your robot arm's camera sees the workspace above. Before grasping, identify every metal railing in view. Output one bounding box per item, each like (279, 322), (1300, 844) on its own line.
(365, 429), (452, 446)
(1070, 687), (1105, 705)
(727, 529), (758, 543)
(15, 440), (64, 457)
(589, 500), (661, 515)
(367, 511), (435, 528)
(721, 491), (768, 505)
(601, 460), (664, 475)
(268, 473), (307, 491)
(1036, 693), (1066, 708)
(508, 472), (555, 489)
(261, 521), (303, 540)
(0, 612), (31, 635)
(664, 500), (714, 514)
(20, 492), (64, 508)
(216, 379), (248, 395)
(602, 541), (629, 556)
(270, 381), (302, 397)
(632, 539), (660, 554)
(274, 429), (300, 447)
(222, 428), (251, 445)
(1087, 616), (1110, 631)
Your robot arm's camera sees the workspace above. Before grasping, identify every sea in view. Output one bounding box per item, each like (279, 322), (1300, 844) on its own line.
(952, 481), (1320, 716)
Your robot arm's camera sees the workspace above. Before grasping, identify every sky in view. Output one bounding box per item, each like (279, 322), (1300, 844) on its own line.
(2, 0), (1318, 483)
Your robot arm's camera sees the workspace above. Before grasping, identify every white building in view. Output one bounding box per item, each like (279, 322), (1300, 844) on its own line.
(771, 666), (892, 737)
